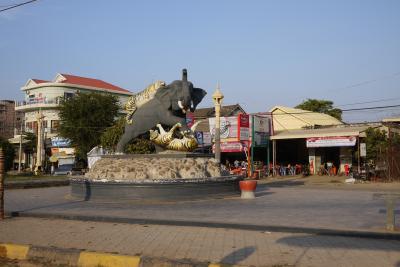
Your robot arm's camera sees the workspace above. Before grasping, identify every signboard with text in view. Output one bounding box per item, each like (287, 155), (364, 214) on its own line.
(238, 114), (250, 141)
(209, 116), (238, 140)
(251, 115), (271, 147)
(306, 136), (357, 148)
(212, 141), (249, 153)
(51, 137), (71, 147)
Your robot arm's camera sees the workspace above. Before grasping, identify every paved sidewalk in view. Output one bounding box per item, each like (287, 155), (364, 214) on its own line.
(4, 185), (399, 233)
(0, 217), (399, 267)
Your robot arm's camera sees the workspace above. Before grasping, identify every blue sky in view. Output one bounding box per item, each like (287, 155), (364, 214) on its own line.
(1, 0), (399, 122)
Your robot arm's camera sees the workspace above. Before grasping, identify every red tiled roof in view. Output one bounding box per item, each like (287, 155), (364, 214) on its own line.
(32, 79), (49, 84)
(59, 74), (131, 93)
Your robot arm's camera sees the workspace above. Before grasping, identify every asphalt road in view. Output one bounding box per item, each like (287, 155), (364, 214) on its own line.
(4, 184), (398, 233)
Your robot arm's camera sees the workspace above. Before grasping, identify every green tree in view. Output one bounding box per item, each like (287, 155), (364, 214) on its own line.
(100, 117), (125, 151)
(0, 138), (16, 171)
(23, 132), (36, 154)
(295, 99), (342, 120)
(59, 92), (119, 163)
(364, 127), (387, 162)
(100, 117), (155, 154)
(364, 127), (400, 162)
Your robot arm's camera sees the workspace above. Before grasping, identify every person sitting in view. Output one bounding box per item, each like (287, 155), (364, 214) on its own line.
(326, 162), (333, 176)
(295, 164), (302, 175)
(225, 160), (231, 170)
(234, 160), (240, 168)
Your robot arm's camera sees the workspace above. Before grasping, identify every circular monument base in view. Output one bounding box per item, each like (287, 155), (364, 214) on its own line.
(70, 175), (243, 201)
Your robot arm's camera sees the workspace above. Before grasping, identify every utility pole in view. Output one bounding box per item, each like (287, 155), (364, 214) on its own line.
(18, 118), (24, 173)
(34, 110), (45, 175)
(0, 148), (4, 219)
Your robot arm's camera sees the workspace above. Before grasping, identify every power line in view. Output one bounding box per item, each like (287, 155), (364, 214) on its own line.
(330, 71), (400, 93)
(263, 104), (400, 116)
(0, 0), (38, 13)
(335, 97), (400, 107)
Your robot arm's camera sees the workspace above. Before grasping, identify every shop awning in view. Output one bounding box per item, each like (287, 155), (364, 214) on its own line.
(270, 125), (376, 140)
(8, 135), (30, 144)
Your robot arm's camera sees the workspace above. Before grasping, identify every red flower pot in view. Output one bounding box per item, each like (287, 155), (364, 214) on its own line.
(239, 180), (257, 199)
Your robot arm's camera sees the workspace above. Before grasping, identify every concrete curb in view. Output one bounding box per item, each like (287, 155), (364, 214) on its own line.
(0, 243), (237, 267)
(8, 211), (400, 241)
(5, 179), (69, 189)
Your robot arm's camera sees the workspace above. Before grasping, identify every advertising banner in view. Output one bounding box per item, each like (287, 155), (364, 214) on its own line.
(212, 141), (249, 153)
(253, 115), (271, 134)
(209, 116), (238, 140)
(51, 137), (71, 147)
(251, 115), (271, 147)
(254, 132), (269, 146)
(306, 136), (357, 147)
(238, 114), (250, 141)
(186, 113), (195, 128)
(202, 132), (212, 145)
(195, 132), (203, 145)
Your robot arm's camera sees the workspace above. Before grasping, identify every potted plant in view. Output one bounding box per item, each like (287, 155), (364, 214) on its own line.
(239, 178), (257, 199)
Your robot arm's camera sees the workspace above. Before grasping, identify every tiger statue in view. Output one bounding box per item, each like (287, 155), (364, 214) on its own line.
(166, 132), (198, 151)
(125, 80), (166, 124)
(149, 121), (201, 152)
(149, 123), (182, 147)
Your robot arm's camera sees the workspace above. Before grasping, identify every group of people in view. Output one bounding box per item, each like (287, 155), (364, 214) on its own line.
(319, 161), (337, 176)
(224, 159), (248, 170)
(273, 163), (303, 176)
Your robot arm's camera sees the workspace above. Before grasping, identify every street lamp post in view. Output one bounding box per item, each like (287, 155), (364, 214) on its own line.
(212, 84), (224, 164)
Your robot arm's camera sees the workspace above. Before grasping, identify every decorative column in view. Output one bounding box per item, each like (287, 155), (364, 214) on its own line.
(34, 110), (45, 175)
(212, 84), (224, 164)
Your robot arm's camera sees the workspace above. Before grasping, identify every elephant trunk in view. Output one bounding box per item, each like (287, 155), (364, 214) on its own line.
(179, 68), (191, 114)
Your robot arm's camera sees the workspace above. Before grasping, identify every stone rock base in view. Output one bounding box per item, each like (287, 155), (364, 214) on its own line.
(85, 155), (226, 181)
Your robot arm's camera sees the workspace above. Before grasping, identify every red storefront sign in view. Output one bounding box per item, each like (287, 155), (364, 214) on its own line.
(238, 114), (250, 141)
(213, 141), (249, 153)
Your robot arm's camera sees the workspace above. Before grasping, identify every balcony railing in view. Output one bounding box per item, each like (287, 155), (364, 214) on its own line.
(15, 98), (62, 107)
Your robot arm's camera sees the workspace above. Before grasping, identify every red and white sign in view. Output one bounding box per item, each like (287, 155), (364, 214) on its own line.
(213, 141), (249, 153)
(238, 114), (250, 141)
(306, 136), (357, 148)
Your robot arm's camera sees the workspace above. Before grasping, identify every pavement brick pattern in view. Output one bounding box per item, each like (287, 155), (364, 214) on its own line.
(0, 218), (399, 267)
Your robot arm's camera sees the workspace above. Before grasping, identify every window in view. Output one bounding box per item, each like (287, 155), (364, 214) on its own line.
(51, 120), (60, 133)
(64, 92), (74, 99)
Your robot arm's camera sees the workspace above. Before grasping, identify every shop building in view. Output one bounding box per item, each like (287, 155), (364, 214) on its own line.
(269, 106), (381, 175)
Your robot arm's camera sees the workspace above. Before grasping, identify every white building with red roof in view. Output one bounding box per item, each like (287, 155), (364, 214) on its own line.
(11, 73), (133, 171)
(16, 73), (133, 136)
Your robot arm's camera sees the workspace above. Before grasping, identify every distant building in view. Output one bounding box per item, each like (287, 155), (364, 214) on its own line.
(0, 100), (23, 139)
(15, 73), (133, 137)
(11, 73), (133, 171)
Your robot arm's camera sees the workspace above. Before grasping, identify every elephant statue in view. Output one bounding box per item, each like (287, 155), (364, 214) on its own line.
(116, 69), (207, 153)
